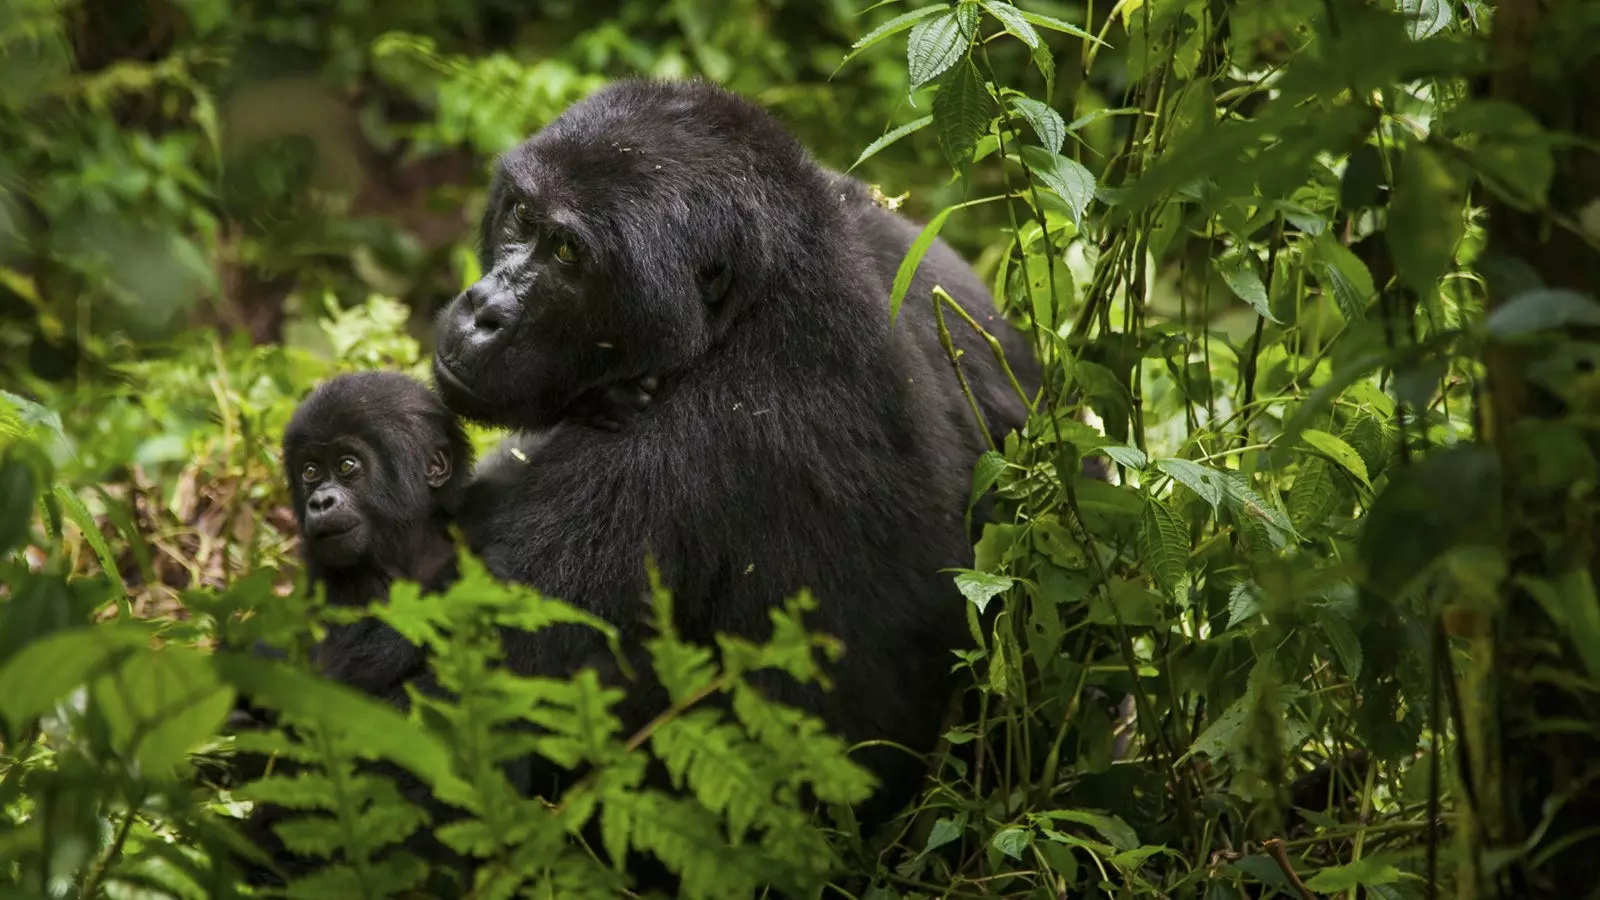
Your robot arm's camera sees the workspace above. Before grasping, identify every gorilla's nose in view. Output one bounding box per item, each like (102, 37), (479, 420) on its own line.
(460, 280), (520, 346)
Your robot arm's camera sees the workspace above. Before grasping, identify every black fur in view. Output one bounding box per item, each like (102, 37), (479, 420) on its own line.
(234, 372), (473, 886)
(431, 77), (1043, 837)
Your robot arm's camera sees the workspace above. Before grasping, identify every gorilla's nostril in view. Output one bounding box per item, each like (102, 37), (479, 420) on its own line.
(473, 305), (504, 333)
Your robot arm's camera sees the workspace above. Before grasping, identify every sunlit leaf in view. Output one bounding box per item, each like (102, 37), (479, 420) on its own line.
(982, 1), (1041, 48)
(1008, 96), (1065, 153)
(1018, 145), (1096, 225)
(1300, 429), (1372, 488)
(907, 6), (978, 92)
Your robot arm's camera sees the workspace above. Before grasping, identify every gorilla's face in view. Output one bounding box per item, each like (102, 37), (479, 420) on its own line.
(433, 89), (760, 432)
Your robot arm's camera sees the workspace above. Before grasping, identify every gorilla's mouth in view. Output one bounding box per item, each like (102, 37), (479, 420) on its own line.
(307, 521), (356, 541)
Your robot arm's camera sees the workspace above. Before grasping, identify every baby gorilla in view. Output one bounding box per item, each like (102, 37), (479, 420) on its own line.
(283, 370), (471, 699)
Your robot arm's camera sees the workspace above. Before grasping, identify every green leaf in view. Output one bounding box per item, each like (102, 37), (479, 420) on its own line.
(1097, 443), (1148, 470)
(889, 195), (998, 325)
(923, 813), (967, 854)
(907, 7), (977, 92)
(53, 485), (127, 601)
(1018, 145), (1096, 225)
(1007, 96), (1065, 153)
(1139, 497), (1191, 599)
(0, 626), (148, 732)
(93, 644), (235, 776)
(967, 450), (1009, 519)
(933, 59), (994, 173)
(1317, 607), (1364, 678)
(1485, 288), (1600, 340)
(1017, 8), (1106, 45)
(1217, 470), (1298, 548)
(1154, 458), (1225, 511)
(1303, 855), (1404, 891)
(1288, 455), (1344, 533)
(1216, 253), (1282, 323)
(843, 4), (945, 65)
(991, 825), (1032, 859)
(1300, 429), (1372, 488)
(1522, 570), (1600, 685)
(1312, 235), (1377, 321)
(1444, 100), (1554, 210)
(1396, 0), (1452, 40)
(953, 570), (1014, 613)
(0, 455), (36, 557)
(1226, 582), (1262, 629)
(1037, 809), (1140, 850)
(1388, 144), (1463, 297)
(982, 1), (1041, 47)
(850, 114), (933, 171)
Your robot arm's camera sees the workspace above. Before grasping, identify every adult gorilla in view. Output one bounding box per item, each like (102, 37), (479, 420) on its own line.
(433, 78), (1041, 824)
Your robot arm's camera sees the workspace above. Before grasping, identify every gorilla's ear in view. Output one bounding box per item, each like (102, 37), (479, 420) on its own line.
(425, 448), (453, 489)
(697, 263), (732, 306)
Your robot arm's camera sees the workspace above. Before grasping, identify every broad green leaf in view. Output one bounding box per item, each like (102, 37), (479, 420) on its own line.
(1444, 100), (1554, 210)
(1139, 497), (1190, 598)
(923, 813), (967, 854)
(93, 644), (235, 776)
(1522, 571), (1600, 685)
(1300, 429), (1372, 488)
(0, 626), (148, 732)
(1288, 455), (1344, 533)
(953, 569), (1014, 613)
(1017, 8), (1106, 45)
(1037, 809), (1140, 850)
(1018, 145), (1096, 225)
(1396, 0), (1452, 40)
(1317, 607), (1364, 678)
(1226, 582), (1262, 629)
(907, 7), (977, 92)
(1090, 579), (1165, 626)
(1360, 445), (1501, 597)
(1217, 470), (1298, 548)
(850, 115), (933, 171)
(1388, 144), (1464, 297)
(967, 450), (1009, 519)
(1303, 855), (1404, 891)
(1485, 288), (1600, 340)
(1098, 443), (1147, 470)
(1008, 96), (1065, 153)
(1215, 253), (1282, 323)
(933, 59), (994, 173)
(1154, 458), (1225, 511)
(991, 825), (1032, 859)
(982, 1), (1041, 48)
(0, 455), (35, 557)
(842, 4), (945, 65)
(1312, 235), (1377, 321)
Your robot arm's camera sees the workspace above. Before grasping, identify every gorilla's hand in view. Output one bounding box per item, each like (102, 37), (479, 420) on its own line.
(568, 375), (659, 433)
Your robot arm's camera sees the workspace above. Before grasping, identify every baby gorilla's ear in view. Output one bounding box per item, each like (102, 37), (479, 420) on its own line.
(425, 447), (453, 489)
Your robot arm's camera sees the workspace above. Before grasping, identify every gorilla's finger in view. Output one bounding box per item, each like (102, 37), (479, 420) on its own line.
(638, 375), (660, 393)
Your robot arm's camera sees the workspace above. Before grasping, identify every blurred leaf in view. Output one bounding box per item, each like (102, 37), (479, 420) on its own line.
(1388, 144), (1464, 297)
(1313, 234), (1377, 321)
(1485, 288), (1600, 340)
(850, 115), (933, 171)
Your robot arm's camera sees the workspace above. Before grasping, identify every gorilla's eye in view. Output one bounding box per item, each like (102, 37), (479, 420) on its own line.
(513, 200), (534, 224)
(300, 462), (322, 484)
(553, 233), (580, 265)
(337, 456), (360, 477)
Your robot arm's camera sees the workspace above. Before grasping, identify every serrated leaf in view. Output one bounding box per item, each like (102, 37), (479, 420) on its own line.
(1388, 144), (1463, 297)
(1288, 456), (1344, 533)
(844, 4), (945, 64)
(850, 114), (934, 171)
(1098, 443), (1147, 470)
(1300, 429), (1372, 488)
(1485, 288), (1600, 339)
(933, 59), (994, 172)
(1017, 8), (1106, 45)
(923, 813), (967, 854)
(1313, 235), (1377, 321)
(1154, 458), (1225, 511)
(908, 7), (977, 92)
(1396, 0), (1452, 40)
(1038, 809), (1140, 850)
(954, 570), (1014, 612)
(1008, 96), (1065, 153)
(1226, 582), (1262, 629)
(1217, 470), (1298, 548)
(1303, 855), (1404, 891)
(982, 1), (1041, 47)
(1216, 253), (1283, 323)
(991, 825), (1032, 859)
(1139, 498), (1190, 598)
(1018, 145), (1096, 225)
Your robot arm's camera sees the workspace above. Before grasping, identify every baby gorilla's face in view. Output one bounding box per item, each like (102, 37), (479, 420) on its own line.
(288, 441), (375, 568)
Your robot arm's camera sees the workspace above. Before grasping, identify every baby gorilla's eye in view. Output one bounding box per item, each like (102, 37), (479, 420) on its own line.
(337, 456), (360, 476)
(513, 200), (532, 222)
(553, 233), (580, 265)
(300, 462), (322, 483)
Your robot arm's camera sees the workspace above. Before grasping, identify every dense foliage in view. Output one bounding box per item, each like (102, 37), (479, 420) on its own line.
(3, 0), (1599, 897)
